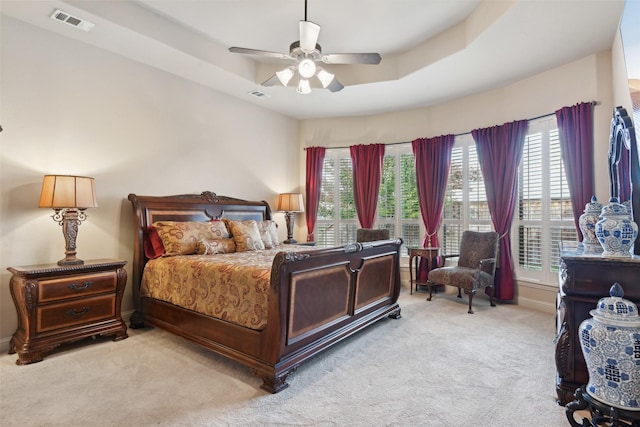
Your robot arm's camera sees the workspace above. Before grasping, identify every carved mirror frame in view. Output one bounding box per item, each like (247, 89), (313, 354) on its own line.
(617, 1), (640, 255)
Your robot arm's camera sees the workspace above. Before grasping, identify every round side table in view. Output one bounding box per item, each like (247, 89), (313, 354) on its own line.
(408, 247), (439, 294)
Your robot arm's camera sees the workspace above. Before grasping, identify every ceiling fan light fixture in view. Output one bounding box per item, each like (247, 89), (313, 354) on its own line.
(298, 58), (317, 79)
(228, 0), (380, 95)
(276, 67), (295, 86)
(297, 78), (311, 95)
(317, 68), (335, 88)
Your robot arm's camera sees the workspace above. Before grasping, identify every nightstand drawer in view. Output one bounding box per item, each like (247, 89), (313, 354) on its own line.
(39, 272), (118, 303)
(37, 295), (116, 333)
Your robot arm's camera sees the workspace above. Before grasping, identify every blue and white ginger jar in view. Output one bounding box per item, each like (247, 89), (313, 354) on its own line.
(578, 283), (640, 410)
(579, 196), (603, 250)
(595, 197), (638, 257)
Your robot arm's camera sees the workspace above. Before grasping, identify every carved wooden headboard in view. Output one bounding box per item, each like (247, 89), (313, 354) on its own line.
(127, 191), (272, 301)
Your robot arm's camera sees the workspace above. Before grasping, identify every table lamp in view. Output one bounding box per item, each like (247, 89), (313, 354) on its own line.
(277, 193), (304, 244)
(39, 175), (98, 265)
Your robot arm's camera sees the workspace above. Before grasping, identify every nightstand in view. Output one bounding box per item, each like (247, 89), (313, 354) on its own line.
(8, 259), (128, 365)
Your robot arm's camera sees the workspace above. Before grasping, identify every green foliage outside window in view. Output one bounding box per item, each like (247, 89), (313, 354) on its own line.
(339, 158), (355, 220)
(400, 155), (420, 220)
(378, 156), (396, 219)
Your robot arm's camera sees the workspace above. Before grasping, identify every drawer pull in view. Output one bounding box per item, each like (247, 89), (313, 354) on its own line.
(68, 281), (93, 290)
(67, 307), (90, 317)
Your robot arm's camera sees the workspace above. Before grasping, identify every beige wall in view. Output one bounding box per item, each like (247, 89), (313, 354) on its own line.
(0, 17), (300, 345)
(612, 28), (635, 115)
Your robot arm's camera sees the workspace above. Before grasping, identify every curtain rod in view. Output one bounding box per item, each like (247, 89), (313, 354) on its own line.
(304, 101), (599, 151)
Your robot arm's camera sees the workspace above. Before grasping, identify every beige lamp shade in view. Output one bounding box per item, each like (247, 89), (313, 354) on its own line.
(277, 193), (304, 212)
(39, 175), (98, 209)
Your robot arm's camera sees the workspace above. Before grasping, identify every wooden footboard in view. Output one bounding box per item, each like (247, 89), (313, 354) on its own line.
(127, 192), (401, 393)
(258, 240), (402, 392)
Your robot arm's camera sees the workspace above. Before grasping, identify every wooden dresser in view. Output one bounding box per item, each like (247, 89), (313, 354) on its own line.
(8, 259), (128, 364)
(555, 243), (640, 405)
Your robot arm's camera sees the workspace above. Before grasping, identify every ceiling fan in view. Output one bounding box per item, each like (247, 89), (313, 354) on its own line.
(228, 0), (381, 94)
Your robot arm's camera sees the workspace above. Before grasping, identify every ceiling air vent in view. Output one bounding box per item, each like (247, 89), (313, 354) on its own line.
(248, 90), (271, 99)
(50, 9), (95, 32)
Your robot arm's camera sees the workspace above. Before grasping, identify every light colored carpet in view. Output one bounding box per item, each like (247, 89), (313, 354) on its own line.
(0, 289), (568, 426)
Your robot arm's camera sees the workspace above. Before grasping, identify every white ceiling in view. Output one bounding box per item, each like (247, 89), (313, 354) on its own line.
(1, 0), (626, 120)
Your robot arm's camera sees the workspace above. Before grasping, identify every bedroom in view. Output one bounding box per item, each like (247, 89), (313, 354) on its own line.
(0, 0), (638, 424)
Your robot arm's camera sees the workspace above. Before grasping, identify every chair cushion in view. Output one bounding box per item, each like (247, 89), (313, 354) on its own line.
(428, 266), (494, 291)
(457, 231), (499, 269)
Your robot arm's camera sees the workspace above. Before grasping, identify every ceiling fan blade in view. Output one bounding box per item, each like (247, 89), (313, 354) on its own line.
(261, 74), (281, 87)
(326, 77), (344, 93)
(299, 21), (320, 53)
(321, 53), (382, 65)
(229, 47), (291, 60)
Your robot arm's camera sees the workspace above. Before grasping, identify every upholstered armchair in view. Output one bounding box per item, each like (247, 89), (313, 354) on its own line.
(426, 230), (499, 314)
(356, 228), (390, 242)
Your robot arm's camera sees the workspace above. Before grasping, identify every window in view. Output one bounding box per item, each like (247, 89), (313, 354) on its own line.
(440, 121), (575, 286)
(378, 145), (421, 255)
(441, 134), (492, 255)
(316, 146), (421, 253)
(514, 117), (577, 284)
(316, 149), (357, 246)
(314, 117), (576, 286)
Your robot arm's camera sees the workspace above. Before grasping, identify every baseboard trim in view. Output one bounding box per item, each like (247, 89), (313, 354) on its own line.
(0, 336), (11, 354)
(517, 295), (556, 314)
(516, 280), (557, 315)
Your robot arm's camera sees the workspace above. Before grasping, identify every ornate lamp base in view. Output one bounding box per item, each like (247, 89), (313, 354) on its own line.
(58, 256), (84, 266)
(283, 211), (297, 244)
(53, 208), (86, 265)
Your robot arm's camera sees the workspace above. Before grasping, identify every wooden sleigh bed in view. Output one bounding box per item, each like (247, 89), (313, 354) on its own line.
(128, 191), (402, 393)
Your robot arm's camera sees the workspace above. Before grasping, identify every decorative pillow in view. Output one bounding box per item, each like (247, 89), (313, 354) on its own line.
(153, 221), (230, 256)
(227, 220), (265, 252)
(196, 238), (236, 255)
(256, 220), (279, 249)
(143, 225), (165, 259)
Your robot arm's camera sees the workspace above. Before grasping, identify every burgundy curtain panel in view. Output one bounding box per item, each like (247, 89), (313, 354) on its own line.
(555, 102), (595, 236)
(305, 146), (326, 242)
(472, 120), (528, 301)
(350, 144), (385, 228)
(412, 135), (455, 281)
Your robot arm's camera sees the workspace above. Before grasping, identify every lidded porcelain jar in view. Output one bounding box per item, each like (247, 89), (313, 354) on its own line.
(579, 196), (603, 249)
(595, 197), (638, 257)
(623, 200), (633, 220)
(578, 283), (640, 410)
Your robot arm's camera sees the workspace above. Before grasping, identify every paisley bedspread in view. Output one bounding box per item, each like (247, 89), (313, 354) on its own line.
(141, 246), (310, 330)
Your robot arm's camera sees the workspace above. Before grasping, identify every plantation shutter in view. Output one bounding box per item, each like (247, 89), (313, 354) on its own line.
(518, 132), (543, 270)
(442, 146), (463, 255)
(548, 128), (578, 272)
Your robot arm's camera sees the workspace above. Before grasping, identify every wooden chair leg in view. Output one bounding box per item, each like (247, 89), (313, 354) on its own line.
(467, 292), (474, 314)
(457, 288), (462, 298)
(427, 281), (434, 301)
(489, 285), (496, 307)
